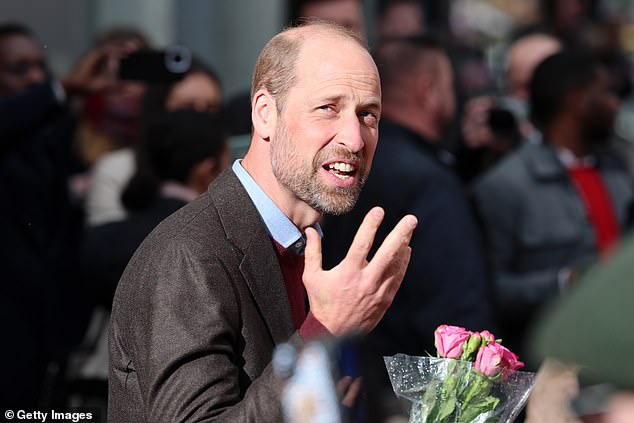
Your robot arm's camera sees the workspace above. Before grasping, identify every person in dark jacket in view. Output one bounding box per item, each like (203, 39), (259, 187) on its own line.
(0, 22), (128, 407)
(83, 109), (229, 307)
(323, 35), (495, 358)
(108, 21), (417, 422)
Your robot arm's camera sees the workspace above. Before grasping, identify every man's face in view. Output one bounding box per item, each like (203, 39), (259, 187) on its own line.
(0, 34), (47, 98)
(270, 36), (381, 215)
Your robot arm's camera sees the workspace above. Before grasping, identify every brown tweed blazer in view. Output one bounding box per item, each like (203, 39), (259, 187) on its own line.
(108, 169), (300, 422)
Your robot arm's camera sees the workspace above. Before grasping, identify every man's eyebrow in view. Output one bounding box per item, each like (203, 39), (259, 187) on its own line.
(364, 98), (381, 108)
(359, 98), (382, 113)
(317, 95), (381, 111)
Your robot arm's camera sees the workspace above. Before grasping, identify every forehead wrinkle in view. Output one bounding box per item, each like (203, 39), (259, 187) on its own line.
(292, 35), (380, 105)
(298, 33), (376, 72)
(307, 71), (380, 97)
(319, 76), (379, 92)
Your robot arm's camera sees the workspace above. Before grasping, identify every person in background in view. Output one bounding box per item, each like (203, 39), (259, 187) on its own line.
(377, 0), (426, 40)
(72, 61), (222, 405)
(324, 34), (494, 361)
(471, 50), (634, 361)
(457, 32), (562, 182)
(85, 110), (229, 306)
(0, 22), (125, 408)
(109, 21), (417, 422)
(292, 0), (366, 36)
(536, 0), (596, 48)
(73, 26), (150, 171)
(67, 111), (229, 408)
(84, 55), (222, 226)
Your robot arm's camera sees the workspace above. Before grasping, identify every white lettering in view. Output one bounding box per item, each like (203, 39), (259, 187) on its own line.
(15, 410), (48, 421)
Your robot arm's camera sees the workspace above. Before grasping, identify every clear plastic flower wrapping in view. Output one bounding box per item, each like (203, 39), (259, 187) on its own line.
(384, 354), (536, 423)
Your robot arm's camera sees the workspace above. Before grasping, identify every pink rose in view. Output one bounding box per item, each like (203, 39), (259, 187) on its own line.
(474, 342), (524, 378)
(434, 325), (472, 359)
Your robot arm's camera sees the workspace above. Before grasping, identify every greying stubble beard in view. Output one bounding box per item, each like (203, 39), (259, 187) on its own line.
(270, 117), (368, 215)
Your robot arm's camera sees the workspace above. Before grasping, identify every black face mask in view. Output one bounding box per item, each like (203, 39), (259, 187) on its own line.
(3, 58), (47, 77)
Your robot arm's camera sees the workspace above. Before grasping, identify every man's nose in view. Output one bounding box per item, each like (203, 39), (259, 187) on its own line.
(336, 113), (365, 153)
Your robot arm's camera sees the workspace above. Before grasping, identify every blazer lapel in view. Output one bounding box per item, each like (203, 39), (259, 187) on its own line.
(210, 170), (296, 344)
(238, 244), (296, 344)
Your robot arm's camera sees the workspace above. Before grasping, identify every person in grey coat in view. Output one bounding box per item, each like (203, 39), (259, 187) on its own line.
(108, 21), (418, 422)
(471, 50), (634, 359)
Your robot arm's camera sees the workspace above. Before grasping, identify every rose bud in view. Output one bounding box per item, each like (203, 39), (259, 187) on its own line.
(475, 342), (524, 378)
(434, 325), (472, 359)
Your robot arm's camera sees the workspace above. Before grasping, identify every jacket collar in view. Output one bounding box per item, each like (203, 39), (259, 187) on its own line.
(379, 118), (455, 167)
(524, 141), (623, 181)
(524, 141), (569, 181)
(210, 169), (296, 344)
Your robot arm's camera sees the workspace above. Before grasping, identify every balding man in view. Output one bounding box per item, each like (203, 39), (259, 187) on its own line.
(506, 33), (562, 101)
(458, 32), (562, 181)
(504, 33), (562, 137)
(463, 33), (562, 143)
(108, 21), (417, 422)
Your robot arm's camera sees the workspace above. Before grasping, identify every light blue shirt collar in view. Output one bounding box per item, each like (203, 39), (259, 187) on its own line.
(232, 160), (322, 255)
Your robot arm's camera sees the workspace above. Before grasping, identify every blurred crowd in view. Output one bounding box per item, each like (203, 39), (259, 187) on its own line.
(1, 0), (634, 421)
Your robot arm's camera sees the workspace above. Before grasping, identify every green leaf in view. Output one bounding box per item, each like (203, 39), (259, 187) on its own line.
(458, 395), (500, 422)
(420, 379), (443, 422)
(462, 378), (484, 406)
(437, 396), (456, 421)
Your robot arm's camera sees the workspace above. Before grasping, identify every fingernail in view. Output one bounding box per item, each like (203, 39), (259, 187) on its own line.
(372, 207), (384, 219)
(407, 215), (418, 228)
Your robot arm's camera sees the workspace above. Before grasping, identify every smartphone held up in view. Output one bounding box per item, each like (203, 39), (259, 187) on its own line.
(118, 45), (192, 83)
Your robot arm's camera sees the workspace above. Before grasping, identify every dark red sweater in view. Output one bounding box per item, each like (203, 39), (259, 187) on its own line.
(272, 240), (329, 339)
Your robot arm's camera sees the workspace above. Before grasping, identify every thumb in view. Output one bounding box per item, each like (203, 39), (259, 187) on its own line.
(304, 226), (323, 275)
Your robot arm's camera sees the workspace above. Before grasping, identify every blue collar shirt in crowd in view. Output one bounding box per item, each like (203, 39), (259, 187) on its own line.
(232, 160), (322, 255)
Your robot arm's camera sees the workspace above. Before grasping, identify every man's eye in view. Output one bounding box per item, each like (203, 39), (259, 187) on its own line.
(359, 111), (379, 126)
(318, 105), (334, 111)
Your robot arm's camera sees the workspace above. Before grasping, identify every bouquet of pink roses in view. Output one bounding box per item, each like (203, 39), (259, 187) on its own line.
(384, 325), (535, 423)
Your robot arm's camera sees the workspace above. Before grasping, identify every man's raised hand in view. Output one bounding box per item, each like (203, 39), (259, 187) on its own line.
(303, 207), (417, 336)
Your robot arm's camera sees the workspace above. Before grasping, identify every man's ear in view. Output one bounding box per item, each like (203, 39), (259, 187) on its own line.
(251, 88), (277, 141)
